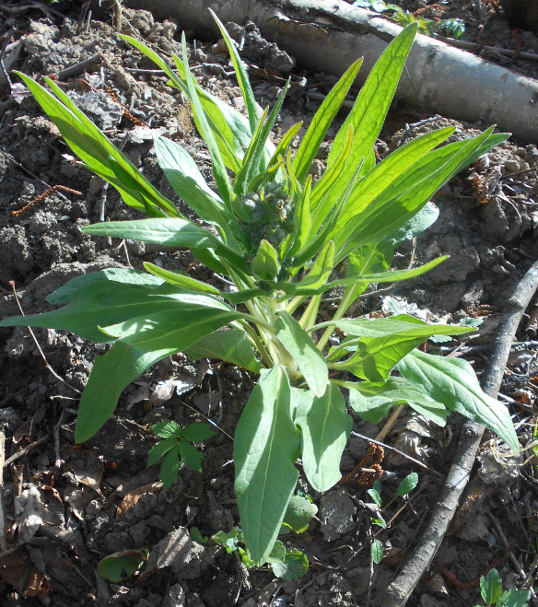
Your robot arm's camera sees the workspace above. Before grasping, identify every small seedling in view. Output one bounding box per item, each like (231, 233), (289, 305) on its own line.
(476, 569), (530, 607)
(367, 473), (418, 564)
(148, 421), (215, 490)
(97, 548), (149, 582)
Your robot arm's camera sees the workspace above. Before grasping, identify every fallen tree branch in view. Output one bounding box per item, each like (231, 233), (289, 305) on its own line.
(384, 258), (538, 607)
(126, 0), (538, 142)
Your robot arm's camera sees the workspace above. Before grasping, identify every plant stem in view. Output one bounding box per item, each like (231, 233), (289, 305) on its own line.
(317, 283), (359, 351)
(299, 295), (321, 330)
(237, 320), (274, 368)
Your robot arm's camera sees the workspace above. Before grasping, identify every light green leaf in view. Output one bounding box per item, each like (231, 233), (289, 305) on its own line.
(332, 323), (472, 382)
(480, 569), (503, 605)
(275, 312), (328, 397)
(347, 377), (448, 426)
(211, 527), (242, 553)
(74, 304), (244, 442)
(314, 314), (426, 338)
(367, 488), (382, 507)
(295, 383), (352, 491)
(179, 441), (203, 472)
(186, 329), (262, 374)
(143, 262), (221, 296)
(81, 218), (248, 273)
(497, 587), (532, 607)
(286, 175), (312, 259)
(293, 58), (363, 183)
(371, 539), (384, 564)
(266, 540), (287, 564)
(151, 420), (182, 439)
(252, 240), (280, 281)
(271, 549), (309, 581)
(397, 350), (519, 452)
(397, 472), (419, 496)
(299, 241), (335, 289)
(280, 495), (318, 534)
(234, 366), (301, 565)
(98, 549), (148, 582)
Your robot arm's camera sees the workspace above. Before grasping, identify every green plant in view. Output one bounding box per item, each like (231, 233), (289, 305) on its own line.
(1, 14), (519, 566)
(148, 421), (215, 490)
(367, 473), (418, 563)
(476, 569), (531, 607)
(97, 548), (149, 582)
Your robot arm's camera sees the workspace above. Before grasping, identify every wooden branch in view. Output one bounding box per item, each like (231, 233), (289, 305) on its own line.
(125, 0), (538, 142)
(384, 259), (538, 607)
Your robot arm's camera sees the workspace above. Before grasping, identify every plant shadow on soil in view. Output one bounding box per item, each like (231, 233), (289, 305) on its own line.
(0, 1), (538, 606)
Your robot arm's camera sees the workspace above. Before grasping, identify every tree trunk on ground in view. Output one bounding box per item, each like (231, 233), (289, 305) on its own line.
(124, 0), (538, 143)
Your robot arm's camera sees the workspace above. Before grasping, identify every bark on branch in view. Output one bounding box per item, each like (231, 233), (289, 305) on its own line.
(125, 0), (538, 142)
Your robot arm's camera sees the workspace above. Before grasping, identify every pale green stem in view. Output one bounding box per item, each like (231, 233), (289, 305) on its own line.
(316, 283), (359, 351)
(298, 295), (320, 330)
(237, 320), (274, 368)
(285, 295), (306, 315)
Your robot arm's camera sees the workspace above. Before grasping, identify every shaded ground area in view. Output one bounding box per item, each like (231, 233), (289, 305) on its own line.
(0, 1), (537, 606)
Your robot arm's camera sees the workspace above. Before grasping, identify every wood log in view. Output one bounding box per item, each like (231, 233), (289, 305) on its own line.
(124, 0), (538, 143)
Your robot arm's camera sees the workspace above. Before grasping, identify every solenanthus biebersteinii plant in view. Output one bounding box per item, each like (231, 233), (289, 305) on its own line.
(2, 13), (519, 565)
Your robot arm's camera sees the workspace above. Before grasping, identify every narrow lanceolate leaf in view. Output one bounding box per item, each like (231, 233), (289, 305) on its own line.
(295, 383), (352, 492)
(143, 262), (221, 296)
(286, 175), (312, 259)
(234, 366), (301, 565)
(252, 240), (280, 281)
(75, 304), (245, 442)
(327, 23), (418, 166)
(332, 323), (472, 382)
(347, 377), (448, 426)
(186, 328), (262, 374)
(397, 350), (519, 452)
(293, 57), (363, 184)
(275, 312), (329, 397)
(210, 8), (259, 134)
(81, 218), (248, 273)
(299, 241), (335, 290)
(313, 313), (426, 338)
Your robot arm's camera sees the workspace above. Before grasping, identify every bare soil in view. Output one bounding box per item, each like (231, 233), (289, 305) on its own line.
(0, 1), (538, 606)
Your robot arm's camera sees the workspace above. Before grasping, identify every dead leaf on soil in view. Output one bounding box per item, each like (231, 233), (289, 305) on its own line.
(67, 448), (104, 495)
(116, 482), (163, 518)
(0, 547), (51, 599)
(13, 485), (44, 542)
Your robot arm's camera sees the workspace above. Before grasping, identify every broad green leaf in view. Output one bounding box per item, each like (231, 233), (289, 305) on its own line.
(210, 9), (259, 134)
(313, 314), (426, 338)
(266, 540), (287, 564)
(181, 423), (215, 442)
(299, 241), (335, 289)
(46, 268), (165, 305)
(348, 377), (448, 426)
(371, 539), (384, 564)
(397, 472), (419, 496)
(181, 33), (232, 208)
(74, 304), (245, 442)
(295, 383), (352, 491)
(80, 218), (248, 273)
(252, 240), (280, 281)
(143, 262), (221, 296)
(211, 527), (242, 553)
(397, 350), (519, 452)
(280, 495), (318, 534)
(275, 312), (328, 397)
(271, 549), (309, 581)
(0, 281), (201, 343)
(386, 201), (439, 247)
(186, 329), (262, 374)
(334, 127), (453, 231)
(160, 443), (181, 490)
(98, 549), (148, 582)
(147, 438), (177, 467)
(151, 420), (183, 439)
(332, 323), (472, 381)
(154, 137), (239, 245)
(234, 366), (301, 565)
(179, 441), (203, 471)
(480, 569), (503, 606)
(293, 58), (363, 183)
(367, 488), (382, 507)
(497, 587), (532, 607)
(327, 23), (417, 167)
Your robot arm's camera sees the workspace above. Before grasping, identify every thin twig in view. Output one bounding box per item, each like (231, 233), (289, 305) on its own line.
(384, 259), (538, 606)
(433, 34), (538, 63)
(4, 435), (49, 467)
(0, 432), (6, 551)
(54, 54), (102, 81)
(8, 282), (81, 395)
(54, 409), (69, 468)
(351, 432), (444, 479)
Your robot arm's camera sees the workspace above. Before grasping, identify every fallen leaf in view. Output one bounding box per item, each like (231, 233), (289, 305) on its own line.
(116, 482), (162, 518)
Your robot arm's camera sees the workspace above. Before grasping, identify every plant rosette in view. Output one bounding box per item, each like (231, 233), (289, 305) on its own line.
(1, 12), (519, 566)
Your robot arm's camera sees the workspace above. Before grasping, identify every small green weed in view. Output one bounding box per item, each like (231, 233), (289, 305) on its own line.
(476, 569), (531, 607)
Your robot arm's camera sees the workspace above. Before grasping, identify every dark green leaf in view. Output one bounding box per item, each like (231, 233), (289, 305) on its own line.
(280, 495), (318, 534)
(159, 444), (181, 490)
(234, 366), (301, 565)
(367, 488), (382, 507)
(397, 472), (418, 496)
(497, 587), (532, 607)
(266, 540), (286, 564)
(97, 549), (148, 582)
(178, 441), (203, 472)
(181, 423), (215, 442)
(271, 549), (309, 581)
(371, 539), (384, 564)
(147, 438), (178, 467)
(252, 240), (280, 281)
(295, 383), (352, 491)
(480, 569), (503, 605)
